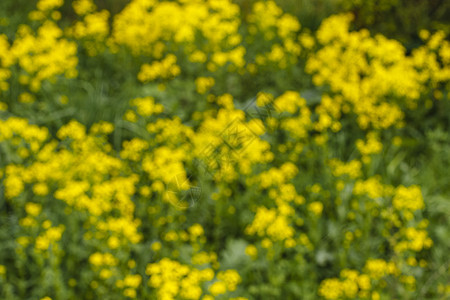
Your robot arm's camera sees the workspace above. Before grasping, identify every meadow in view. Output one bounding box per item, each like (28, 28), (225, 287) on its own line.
(0, 0), (449, 299)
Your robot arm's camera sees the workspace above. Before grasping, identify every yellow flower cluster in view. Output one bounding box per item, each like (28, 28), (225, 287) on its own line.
(116, 274), (142, 298)
(36, 0), (63, 12)
(353, 176), (392, 200)
(18, 92), (35, 103)
(112, 0), (242, 70)
(247, 1), (301, 69)
(413, 30), (450, 90)
(25, 202), (42, 216)
(10, 21), (78, 92)
(314, 94), (343, 132)
(138, 54), (181, 82)
(146, 258), (242, 300)
(0, 34), (13, 94)
(195, 77), (215, 94)
(120, 138), (149, 162)
(245, 244), (258, 259)
(68, 9), (110, 56)
(392, 185), (424, 212)
(0, 117), (146, 290)
(212, 270), (241, 295)
(308, 201), (324, 216)
(319, 278), (346, 299)
(90, 121), (114, 135)
(89, 252), (119, 267)
(394, 227), (433, 253)
(3, 165), (24, 199)
(364, 259), (398, 280)
(146, 117), (194, 147)
(130, 96), (164, 117)
(193, 102), (271, 182)
(356, 132), (383, 162)
(249, 163), (298, 189)
(0, 116), (48, 151)
(245, 206), (294, 241)
(274, 91), (312, 139)
(245, 161), (310, 252)
(306, 13), (435, 129)
(319, 263), (398, 300)
(143, 146), (188, 188)
(35, 224), (65, 252)
(71, 10), (110, 40)
(191, 251), (216, 265)
(329, 159), (362, 179)
(72, 0), (97, 16)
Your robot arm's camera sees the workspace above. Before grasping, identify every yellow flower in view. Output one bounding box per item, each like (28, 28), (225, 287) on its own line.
(124, 274), (142, 288)
(329, 159), (362, 179)
(319, 278), (342, 300)
(200, 268), (214, 281)
(192, 252), (211, 265)
(217, 270), (241, 291)
(130, 97), (163, 117)
(151, 242), (162, 252)
(138, 54), (180, 82)
(16, 236), (31, 247)
(308, 201), (323, 216)
(18, 92), (35, 103)
(364, 259), (387, 280)
(128, 260), (136, 269)
(245, 245), (257, 258)
(311, 184), (321, 193)
(107, 236), (120, 249)
(392, 185), (424, 211)
(209, 281), (227, 296)
(100, 268), (112, 279)
(33, 183), (49, 196)
(37, 0), (63, 11)
(124, 110), (138, 123)
(42, 220), (52, 229)
(195, 77), (215, 94)
(25, 202), (42, 216)
(73, 0), (97, 16)
(123, 288), (136, 298)
(261, 238), (272, 249)
(89, 252), (104, 266)
(419, 29), (430, 40)
(189, 223), (204, 237)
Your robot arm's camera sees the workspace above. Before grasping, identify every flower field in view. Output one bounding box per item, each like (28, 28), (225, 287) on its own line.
(0, 0), (449, 299)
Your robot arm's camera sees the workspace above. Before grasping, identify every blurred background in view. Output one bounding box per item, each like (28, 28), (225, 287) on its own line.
(2, 0), (449, 46)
